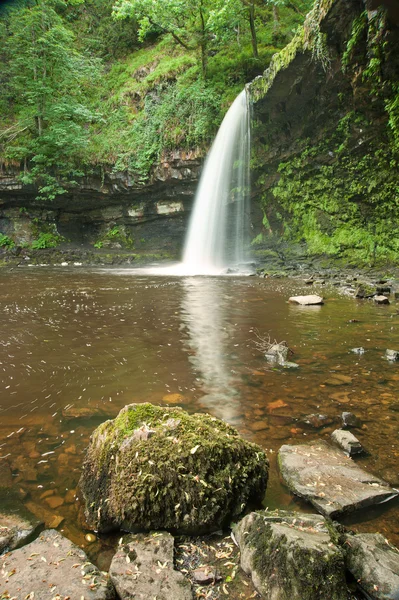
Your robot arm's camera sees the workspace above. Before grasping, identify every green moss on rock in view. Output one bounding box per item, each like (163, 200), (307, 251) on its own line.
(79, 403), (269, 534)
(234, 510), (348, 600)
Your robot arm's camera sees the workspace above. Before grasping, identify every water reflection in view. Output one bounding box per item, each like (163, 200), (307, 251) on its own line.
(180, 277), (240, 422)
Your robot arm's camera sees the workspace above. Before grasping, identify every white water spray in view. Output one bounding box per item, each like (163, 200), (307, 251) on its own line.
(181, 89), (251, 275)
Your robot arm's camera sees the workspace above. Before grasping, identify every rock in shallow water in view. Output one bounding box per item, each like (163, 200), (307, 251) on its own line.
(345, 533), (399, 600)
(278, 441), (398, 518)
(341, 411), (362, 429)
(288, 295), (324, 305)
(0, 529), (114, 599)
(79, 403), (269, 534)
(386, 349), (399, 362)
(331, 429), (363, 456)
(233, 510), (348, 600)
(109, 532), (192, 600)
(0, 491), (43, 554)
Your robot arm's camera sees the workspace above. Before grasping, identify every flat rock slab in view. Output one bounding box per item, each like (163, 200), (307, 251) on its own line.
(0, 529), (114, 599)
(233, 510), (347, 600)
(288, 295), (324, 305)
(345, 533), (399, 600)
(109, 532), (192, 599)
(278, 441), (398, 518)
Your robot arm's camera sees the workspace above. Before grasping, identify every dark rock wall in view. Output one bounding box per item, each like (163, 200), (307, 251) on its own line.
(248, 0), (399, 266)
(0, 151), (201, 256)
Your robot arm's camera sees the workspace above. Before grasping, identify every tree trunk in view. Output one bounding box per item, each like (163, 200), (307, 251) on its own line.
(273, 5), (280, 31)
(249, 1), (258, 58)
(199, 4), (207, 77)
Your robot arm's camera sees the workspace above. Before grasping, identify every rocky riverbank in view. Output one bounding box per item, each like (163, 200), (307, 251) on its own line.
(1, 403), (399, 600)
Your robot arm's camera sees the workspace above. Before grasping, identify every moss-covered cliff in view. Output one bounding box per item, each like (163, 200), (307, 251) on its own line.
(249, 0), (399, 266)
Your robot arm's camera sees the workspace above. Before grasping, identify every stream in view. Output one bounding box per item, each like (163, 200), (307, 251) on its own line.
(0, 267), (398, 565)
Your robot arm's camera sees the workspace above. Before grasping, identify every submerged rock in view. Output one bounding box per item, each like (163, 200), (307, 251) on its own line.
(345, 533), (399, 600)
(233, 510), (347, 600)
(341, 412), (362, 429)
(278, 441), (398, 518)
(298, 413), (336, 429)
(331, 429), (363, 456)
(0, 529), (114, 598)
(288, 295), (324, 305)
(62, 405), (113, 421)
(79, 403), (269, 534)
(109, 532), (192, 600)
(324, 373), (352, 386)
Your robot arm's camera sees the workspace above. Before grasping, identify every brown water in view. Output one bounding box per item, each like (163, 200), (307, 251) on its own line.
(1, 267), (398, 562)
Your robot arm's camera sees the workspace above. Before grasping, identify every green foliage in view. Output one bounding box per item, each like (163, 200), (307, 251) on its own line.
(94, 225), (134, 248)
(0, 0), (102, 200)
(341, 11), (367, 70)
(268, 120), (399, 264)
(0, 0), (312, 190)
(0, 233), (14, 248)
(31, 232), (65, 249)
(386, 86), (399, 147)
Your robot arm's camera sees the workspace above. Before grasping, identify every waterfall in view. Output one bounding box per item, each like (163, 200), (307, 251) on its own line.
(133, 89), (251, 277)
(181, 89), (251, 275)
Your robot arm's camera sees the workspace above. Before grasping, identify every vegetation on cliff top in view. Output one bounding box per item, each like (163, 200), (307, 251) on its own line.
(0, 0), (311, 198)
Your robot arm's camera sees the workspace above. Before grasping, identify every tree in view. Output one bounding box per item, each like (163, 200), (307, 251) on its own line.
(0, 0), (101, 200)
(112, 0), (212, 76)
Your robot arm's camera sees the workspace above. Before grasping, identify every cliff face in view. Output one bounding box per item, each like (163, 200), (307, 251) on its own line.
(248, 0), (399, 266)
(0, 150), (202, 257)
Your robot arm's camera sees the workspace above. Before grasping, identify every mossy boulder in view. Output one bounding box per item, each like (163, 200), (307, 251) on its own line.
(233, 510), (348, 600)
(79, 403), (269, 534)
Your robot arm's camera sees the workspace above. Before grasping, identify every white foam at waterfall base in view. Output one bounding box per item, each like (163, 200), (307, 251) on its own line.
(145, 89), (251, 277)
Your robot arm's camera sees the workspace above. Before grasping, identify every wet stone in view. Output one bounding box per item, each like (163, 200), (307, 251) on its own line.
(109, 532), (192, 600)
(61, 406), (112, 421)
(163, 393), (185, 404)
(0, 491), (43, 554)
(233, 510), (347, 600)
(299, 413), (336, 429)
(288, 294), (324, 305)
(278, 440), (398, 518)
(282, 361), (299, 368)
(342, 412), (362, 429)
(249, 420), (269, 432)
(374, 295), (390, 304)
(351, 347), (365, 355)
(386, 349), (399, 361)
(44, 495), (64, 509)
(265, 343), (289, 363)
(324, 374), (352, 386)
(25, 501), (64, 530)
(0, 529), (114, 598)
(0, 463), (13, 489)
(64, 489), (76, 504)
(345, 533), (399, 600)
(331, 429), (363, 456)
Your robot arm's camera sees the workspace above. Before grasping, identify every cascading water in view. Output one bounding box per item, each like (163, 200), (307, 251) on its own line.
(181, 89), (251, 275)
